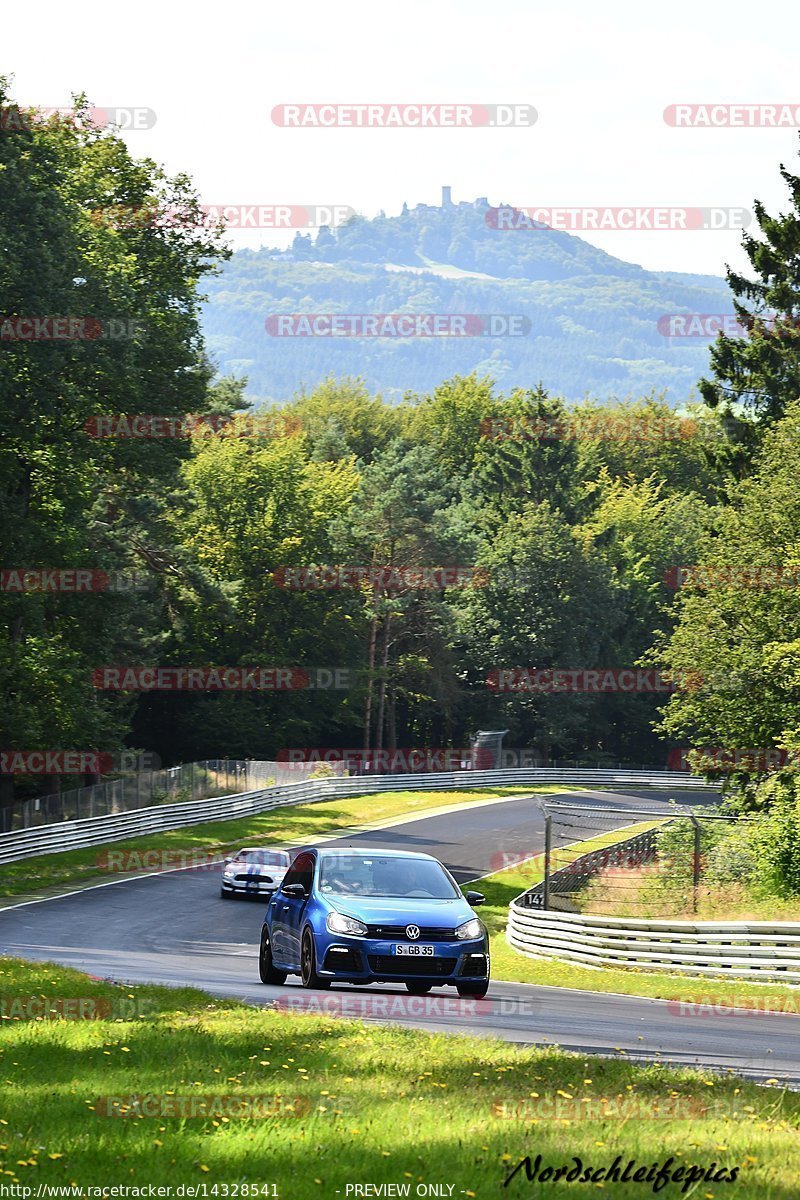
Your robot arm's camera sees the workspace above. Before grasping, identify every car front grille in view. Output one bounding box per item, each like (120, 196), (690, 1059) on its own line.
(365, 924), (459, 941)
(368, 955), (455, 977)
(234, 874), (273, 883)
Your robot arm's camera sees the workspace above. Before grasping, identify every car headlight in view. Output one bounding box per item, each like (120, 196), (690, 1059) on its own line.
(326, 912), (368, 937)
(455, 917), (483, 941)
(223, 866), (236, 876)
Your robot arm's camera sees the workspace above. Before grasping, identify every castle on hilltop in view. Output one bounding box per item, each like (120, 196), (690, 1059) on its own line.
(401, 187), (490, 216)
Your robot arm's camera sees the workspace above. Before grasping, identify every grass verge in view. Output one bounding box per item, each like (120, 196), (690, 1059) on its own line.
(0, 786), (559, 901)
(582, 871), (800, 923)
(477, 833), (800, 1009)
(0, 957), (796, 1197)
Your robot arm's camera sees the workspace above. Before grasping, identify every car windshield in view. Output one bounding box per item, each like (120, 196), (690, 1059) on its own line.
(235, 850), (289, 866)
(318, 854), (459, 899)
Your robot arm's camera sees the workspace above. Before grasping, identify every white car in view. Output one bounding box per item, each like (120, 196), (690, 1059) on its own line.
(220, 848), (292, 899)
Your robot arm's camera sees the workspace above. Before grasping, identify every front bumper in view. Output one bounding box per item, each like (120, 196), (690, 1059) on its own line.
(221, 877), (280, 894)
(318, 935), (489, 983)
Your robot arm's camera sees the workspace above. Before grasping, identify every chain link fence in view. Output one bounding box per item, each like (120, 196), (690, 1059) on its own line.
(1, 759), (339, 832)
(526, 801), (749, 916)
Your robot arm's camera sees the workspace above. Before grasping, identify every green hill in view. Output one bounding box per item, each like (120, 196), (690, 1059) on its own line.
(201, 196), (732, 402)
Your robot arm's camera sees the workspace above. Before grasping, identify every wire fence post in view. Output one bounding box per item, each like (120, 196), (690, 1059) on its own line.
(543, 812), (552, 910)
(691, 815), (701, 914)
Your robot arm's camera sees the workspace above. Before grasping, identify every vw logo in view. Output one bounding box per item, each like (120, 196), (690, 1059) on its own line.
(406, 924), (420, 940)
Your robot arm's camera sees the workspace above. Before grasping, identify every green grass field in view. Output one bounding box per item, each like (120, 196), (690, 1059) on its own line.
(0, 958), (796, 1198)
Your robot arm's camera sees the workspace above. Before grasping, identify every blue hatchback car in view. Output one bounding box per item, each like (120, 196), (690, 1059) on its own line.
(258, 847), (490, 996)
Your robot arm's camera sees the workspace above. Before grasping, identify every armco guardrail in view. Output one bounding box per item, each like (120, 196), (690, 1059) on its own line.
(506, 906), (800, 982)
(0, 768), (712, 865)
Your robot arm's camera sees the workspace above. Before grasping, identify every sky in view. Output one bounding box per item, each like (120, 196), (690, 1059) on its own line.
(4, 0), (800, 277)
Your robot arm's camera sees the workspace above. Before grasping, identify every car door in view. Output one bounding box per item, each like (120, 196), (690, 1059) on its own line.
(282, 851), (315, 968)
(272, 854), (307, 964)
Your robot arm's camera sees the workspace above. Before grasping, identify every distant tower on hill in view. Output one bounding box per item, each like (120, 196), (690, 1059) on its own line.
(442, 186), (453, 209)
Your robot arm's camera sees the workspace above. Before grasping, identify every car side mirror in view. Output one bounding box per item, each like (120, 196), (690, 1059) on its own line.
(465, 890), (485, 906)
(282, 882), (308, 899)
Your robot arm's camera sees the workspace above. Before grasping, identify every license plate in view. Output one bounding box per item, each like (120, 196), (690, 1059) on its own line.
(394, 944), (434, 956)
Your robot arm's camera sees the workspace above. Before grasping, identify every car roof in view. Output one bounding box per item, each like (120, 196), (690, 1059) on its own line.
(313, 847), (438, 861)
(235, 846), (289, 855)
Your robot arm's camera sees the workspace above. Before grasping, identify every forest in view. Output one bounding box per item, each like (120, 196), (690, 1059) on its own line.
(3, 80), (800, 839)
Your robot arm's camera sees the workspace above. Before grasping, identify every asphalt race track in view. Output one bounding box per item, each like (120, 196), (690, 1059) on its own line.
(2, 787), (799, 1086)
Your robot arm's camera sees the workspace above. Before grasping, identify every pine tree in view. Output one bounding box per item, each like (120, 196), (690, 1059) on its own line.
(700, 137), (800, 441)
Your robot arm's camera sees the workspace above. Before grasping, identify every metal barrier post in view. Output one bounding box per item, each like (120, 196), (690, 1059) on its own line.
(691, 815), (701, 914)
(543, 813), (552, 910)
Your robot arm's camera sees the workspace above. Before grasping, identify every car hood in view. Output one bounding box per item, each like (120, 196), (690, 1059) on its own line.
(325, 896), (474, 927)
(229, 863), (287, 875)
